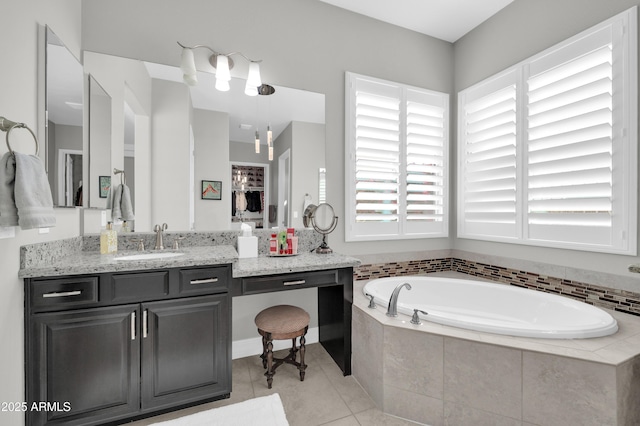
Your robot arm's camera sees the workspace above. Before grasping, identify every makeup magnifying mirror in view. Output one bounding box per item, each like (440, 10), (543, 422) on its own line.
(307, 203), (338, 254)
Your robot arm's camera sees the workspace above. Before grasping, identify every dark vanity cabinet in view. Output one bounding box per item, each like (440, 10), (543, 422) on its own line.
(24, 265), (232, 426)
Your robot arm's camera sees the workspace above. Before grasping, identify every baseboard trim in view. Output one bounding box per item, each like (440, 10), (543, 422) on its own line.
(232, 327), (319, 359)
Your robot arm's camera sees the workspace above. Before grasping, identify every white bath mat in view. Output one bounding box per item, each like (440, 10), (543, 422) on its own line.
(149, 393), (289, 426)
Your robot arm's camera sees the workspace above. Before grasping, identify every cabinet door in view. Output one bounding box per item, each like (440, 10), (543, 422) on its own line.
(140, 294), (230, 411)
(28, 305), (140, 426)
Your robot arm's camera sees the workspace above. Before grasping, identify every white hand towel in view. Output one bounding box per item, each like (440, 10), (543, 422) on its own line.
(109, 184), (123, 221)
(107, 183), (134, 221)
(0, 152), (55, 229)
(0, 152), (19, 226)
(119, 183), (135, 221)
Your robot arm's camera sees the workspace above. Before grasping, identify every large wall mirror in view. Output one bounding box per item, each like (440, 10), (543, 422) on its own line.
(44, 26), (84, 207)
(79, 51), (325, 232)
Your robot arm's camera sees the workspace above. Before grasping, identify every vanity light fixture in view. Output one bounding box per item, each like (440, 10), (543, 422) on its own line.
(178, 41), (262, 95)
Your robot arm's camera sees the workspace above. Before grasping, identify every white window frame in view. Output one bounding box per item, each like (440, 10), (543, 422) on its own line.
(346, 72), (449, 242)
(458, 7), (637, 255)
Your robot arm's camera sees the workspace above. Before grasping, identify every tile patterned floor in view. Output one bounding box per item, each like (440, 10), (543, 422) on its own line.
(124, 343), (418, 425)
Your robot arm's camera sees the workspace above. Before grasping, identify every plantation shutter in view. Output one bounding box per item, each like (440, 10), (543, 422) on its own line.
(525, 25), (618, 246)
(404, 89), (448, 234)
(458, 8), (636, 254)
(458, 71), (519, 239)
(352, 78), (401, 237)
(346, 73), (449, 241)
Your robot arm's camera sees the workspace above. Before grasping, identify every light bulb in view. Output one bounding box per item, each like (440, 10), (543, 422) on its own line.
(180, 48), (197, 86)
(244, 83), (258, 96)
(267, 125), (273, 146)
(269, 146), (273, 161)
(255, 131), (260, 153)
(247, 62), (262, 85)
(215, 55), (231, 81)
(215, 78), (230, 91)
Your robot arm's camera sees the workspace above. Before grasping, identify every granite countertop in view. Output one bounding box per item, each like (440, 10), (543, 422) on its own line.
(18, 245), (361, 279)
(233, 252), (361, 277)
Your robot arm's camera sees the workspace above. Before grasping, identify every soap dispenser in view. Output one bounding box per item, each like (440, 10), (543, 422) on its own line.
(100, 222), (118, 254)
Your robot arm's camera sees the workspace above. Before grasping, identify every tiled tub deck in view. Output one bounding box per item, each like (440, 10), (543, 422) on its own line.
(352, 272), (640, 426)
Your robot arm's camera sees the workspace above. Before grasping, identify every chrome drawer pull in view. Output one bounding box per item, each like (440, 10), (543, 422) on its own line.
(42, 290), (82, 298)
(190, 278), (218, 285)
(284, 280), (306, 286)
(131, 312), (136, 341)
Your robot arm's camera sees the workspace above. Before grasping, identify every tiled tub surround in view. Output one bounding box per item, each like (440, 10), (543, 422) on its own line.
(352, 274), (640, 426)
(354, 257), (640, 317)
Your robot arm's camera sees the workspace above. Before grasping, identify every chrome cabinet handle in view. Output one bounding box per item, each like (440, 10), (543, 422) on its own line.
(42, 290), (82, 298)
(284, 280), (306, 286)
(190, 278), (218, 285)
(143, 309), (148, 338)
(131, 312), (136, 341)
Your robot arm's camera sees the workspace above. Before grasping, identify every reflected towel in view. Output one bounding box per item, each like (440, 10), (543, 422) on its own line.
(0, 152), (55, 229)
(108, 183), (134, 221)
(120, 183), (135, 221)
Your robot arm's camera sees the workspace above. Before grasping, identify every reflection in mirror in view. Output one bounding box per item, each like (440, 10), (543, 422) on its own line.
(231, 163), (269, 228)
(277, 149), (291, 228)
(83, 52), (325, 232)
(123, 101), (135, 225)
(88, 76), (111, 209)
(45, 27), (84, 207)
(319, 168), (326, 204)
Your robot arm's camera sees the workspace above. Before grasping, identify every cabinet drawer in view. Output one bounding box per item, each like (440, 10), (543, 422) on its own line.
(242, 270), (338, 295)
(30, 276), (98, 311)
(179, 266), (229, 295)
(111, 271), (170, 302)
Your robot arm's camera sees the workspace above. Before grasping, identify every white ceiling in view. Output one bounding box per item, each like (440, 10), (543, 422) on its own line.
(317, 0), (514, 42)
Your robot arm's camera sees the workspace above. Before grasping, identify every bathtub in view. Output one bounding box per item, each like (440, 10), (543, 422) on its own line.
(363, 276), (618, 339)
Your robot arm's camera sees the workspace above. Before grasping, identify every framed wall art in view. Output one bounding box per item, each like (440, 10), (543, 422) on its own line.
(99, 176), (111, 198)
(202, 180), (222, 200)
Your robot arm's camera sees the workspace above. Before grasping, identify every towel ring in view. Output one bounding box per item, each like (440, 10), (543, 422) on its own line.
(0, 116), (39, 156)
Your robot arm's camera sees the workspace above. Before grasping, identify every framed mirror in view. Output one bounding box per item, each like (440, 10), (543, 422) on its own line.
(43, 26), (84, 207)
(81, 52), (325, 232)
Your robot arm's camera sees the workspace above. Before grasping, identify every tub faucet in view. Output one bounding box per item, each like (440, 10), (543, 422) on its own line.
(154, 223), (168, 250)
(386, 282), (411, 317)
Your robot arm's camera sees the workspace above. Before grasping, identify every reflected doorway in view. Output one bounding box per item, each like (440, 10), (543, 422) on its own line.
(277, 149), (291, 228)
(57, 149), (83, 206)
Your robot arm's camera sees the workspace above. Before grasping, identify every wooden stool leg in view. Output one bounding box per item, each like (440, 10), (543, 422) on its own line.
(299, 333), (307, 382)
(265, 335), (274, 389)
(260, 334), (268, 369)
(290, 338), (297, 362)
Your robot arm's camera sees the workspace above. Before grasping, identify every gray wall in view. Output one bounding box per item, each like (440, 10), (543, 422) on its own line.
(453, 0), (640, 278)
(0, 2), (83, 422)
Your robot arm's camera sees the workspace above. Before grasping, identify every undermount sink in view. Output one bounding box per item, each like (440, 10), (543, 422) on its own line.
(115, 252), (185, 261)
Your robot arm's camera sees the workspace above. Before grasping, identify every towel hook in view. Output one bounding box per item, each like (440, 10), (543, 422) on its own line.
(0, 116), (39, 156)
(113, 168), (126, 185)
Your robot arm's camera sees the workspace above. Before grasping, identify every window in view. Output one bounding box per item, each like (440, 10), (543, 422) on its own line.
(346, 73), (449, 241)
(458, 8), (637, 255)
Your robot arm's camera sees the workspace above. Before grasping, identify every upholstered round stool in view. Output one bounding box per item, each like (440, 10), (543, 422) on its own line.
(254, 305), (310, 389)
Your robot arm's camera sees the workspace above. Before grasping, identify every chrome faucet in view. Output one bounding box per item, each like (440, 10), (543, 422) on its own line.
(386, 282), (411, 317)
(154, 223), (168, 250)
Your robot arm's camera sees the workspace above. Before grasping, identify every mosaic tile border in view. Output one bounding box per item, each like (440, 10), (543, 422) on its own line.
(354, 257), (640, 317)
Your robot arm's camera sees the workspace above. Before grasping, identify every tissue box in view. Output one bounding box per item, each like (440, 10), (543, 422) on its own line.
(238, 236), (258, 258)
